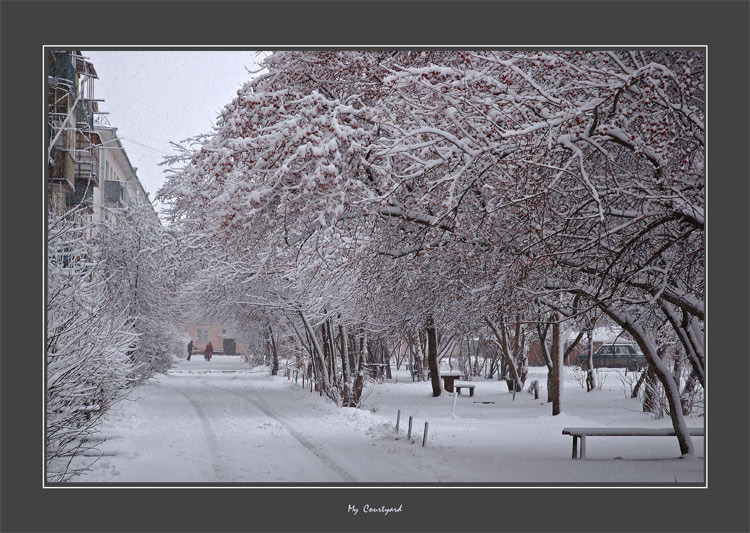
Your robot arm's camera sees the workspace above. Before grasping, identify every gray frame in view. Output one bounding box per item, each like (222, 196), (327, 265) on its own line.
(1, 1), (746, 532)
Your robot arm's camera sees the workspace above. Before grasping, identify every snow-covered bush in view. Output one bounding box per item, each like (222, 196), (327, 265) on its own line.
(572, 365), (587, 389)
(46, 210), (136, 482)
(619, 370), (639, 398)
(96, 205), (182, 381)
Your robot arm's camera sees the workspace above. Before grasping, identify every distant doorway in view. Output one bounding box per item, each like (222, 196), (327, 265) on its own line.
(223, 338), (236, 355)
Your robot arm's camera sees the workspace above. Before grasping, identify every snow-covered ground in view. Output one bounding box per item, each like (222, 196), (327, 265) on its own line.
(72, 356), (705, 484)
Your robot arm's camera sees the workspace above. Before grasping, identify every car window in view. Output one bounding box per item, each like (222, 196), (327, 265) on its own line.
(599, 346), (612, 354)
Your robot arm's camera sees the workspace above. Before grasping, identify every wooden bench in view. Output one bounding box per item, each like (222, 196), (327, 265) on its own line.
(562, 427), (705, 459)
(454, 381), (476, 397)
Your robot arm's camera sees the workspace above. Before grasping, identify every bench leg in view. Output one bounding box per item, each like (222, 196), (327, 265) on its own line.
(469, 388), (474, 397)
(580, 436), (586, 459)
(572, 436), (578, 459)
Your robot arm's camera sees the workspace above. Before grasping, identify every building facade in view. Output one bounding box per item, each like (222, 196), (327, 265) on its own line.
(184, 324), (249, 356)
(47, 50), (102, 216)
(47, 51), (160, 228)
(94, 124), (160, 226)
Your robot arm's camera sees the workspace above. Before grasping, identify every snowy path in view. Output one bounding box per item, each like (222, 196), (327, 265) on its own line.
(76, 358), (704, 484)
(163, 376), (356, 482)
(206, 382), (356, 481)
(78, 356), (438, 483)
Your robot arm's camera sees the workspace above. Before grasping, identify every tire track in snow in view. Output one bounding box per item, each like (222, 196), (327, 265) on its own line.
(171, 383), (228, 481)
(212, 384), (356, 483)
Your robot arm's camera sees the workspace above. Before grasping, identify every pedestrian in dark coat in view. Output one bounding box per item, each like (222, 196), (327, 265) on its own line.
(187, 340), (194, 361)
(204, 341), (213, 361)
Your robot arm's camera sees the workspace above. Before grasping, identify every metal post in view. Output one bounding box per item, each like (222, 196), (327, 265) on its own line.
(395, 410), (401, 433)
(422, 422), (429, 447)
(408, 416), (413, 439)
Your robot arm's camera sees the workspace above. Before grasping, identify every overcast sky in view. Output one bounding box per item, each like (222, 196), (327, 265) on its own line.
(83, 50), (267, 214)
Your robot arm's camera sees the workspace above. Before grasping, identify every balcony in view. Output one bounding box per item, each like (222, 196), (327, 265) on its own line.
(75, 99), (97, 131)
(72, 131), (100, 186)
(48, 52), (77, 96)
(67, 179), (95, 210)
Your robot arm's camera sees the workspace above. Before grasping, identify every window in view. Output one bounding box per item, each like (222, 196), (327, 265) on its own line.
(197, 329), (209, 342)
(104, 181), (123, 205)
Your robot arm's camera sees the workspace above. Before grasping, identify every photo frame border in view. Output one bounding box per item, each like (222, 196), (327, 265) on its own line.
(1, 1), (746, 532)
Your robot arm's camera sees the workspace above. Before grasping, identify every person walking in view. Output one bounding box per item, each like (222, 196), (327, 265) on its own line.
(204, 341), (214, 362)
(187, 340), (194, 361)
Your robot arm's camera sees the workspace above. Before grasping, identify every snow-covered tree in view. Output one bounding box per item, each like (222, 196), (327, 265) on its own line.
(46, 209), (136, 481)
(96, 205), (182, 381)
(158, 50), (703, 454)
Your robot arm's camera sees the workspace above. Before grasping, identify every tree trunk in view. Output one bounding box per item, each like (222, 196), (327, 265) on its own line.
(264, 329), (272, 366)
(321, 318), (331, 377)
(383, 340), (393, 380)
(534, 321), (554, 402)
(631, 368), (648, 398)
(643, 345), (667, 416)
(512, 316), (528, 386)
(681, 370), (699, 415)
(642, 367), (659, 415)
(339, 322), (351, 407)
(485, 317), (523, 387)
(683, 314), (705, 384)
(659, 299), (705, 388)
(546, 372), (553, 402)
(597, 304), (695, 456)
(550, 319), (563, 416)
(324, 317), (337, 380)
(414, 333), (425, 381)
(585, 330), (595, 392)
(352, 331), (367, 406)
(426, 315), (441, 397)
(269, 325), (279, 376)
(299, 311), (338, 404)
(406, 332), (424, 381)
(474, 337), (482, 377)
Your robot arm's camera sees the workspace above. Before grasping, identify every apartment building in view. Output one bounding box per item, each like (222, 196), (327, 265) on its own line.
(47, 50), (160, 231)
(47, 50), (102, 216)
(94, 124), (160, 226)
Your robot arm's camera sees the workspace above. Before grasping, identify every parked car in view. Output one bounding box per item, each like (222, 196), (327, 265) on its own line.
(574, 344), (648, 371)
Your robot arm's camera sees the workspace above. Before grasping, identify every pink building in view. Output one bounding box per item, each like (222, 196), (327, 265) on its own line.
(185, 324), (248, 355)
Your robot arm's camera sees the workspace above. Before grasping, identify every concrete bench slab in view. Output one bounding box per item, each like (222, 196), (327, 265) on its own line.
(562, 427), (704, 459)
(454, 381), (476, 397)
